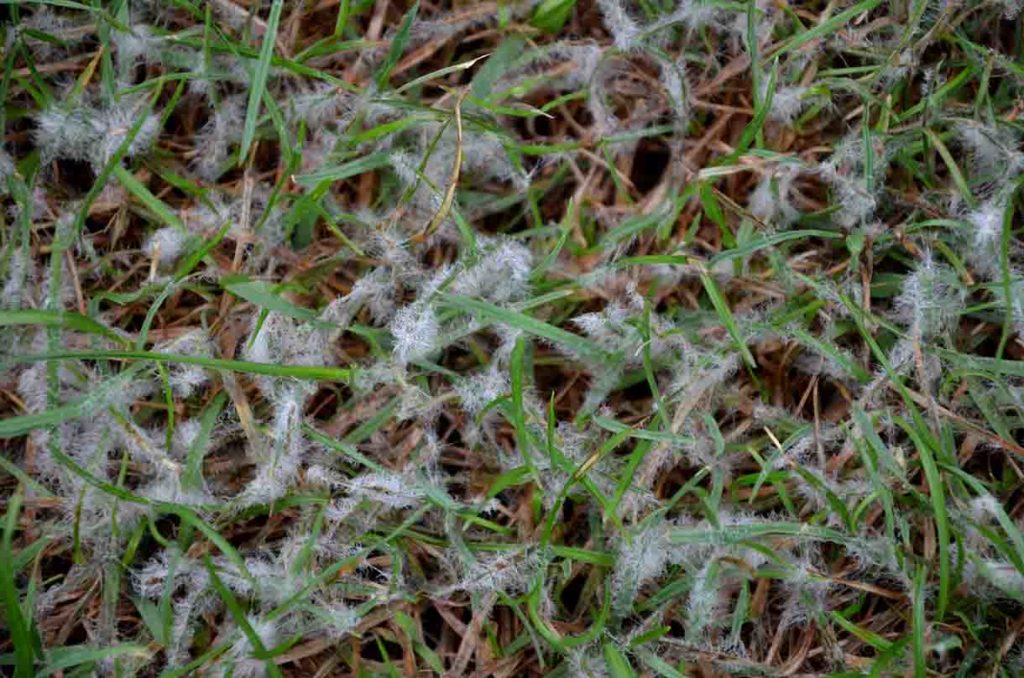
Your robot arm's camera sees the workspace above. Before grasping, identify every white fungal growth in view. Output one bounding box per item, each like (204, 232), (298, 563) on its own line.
(455, 364), (509, 415)
(240, 385), (308, 506)
(969, 493), (1004, 523)
(970, 558), (1024, 600)
(346, 470), (426, 509)
(966, 200), (1005, 279)
(659, 56), (690, 123)
(0, 147), (14, 190)
(0, 247), (29, 310)
(222, 614), (279, 677)
(598, 0), (721, 50)
(958, 121), (1024, 181)
(450, 238), (533, 303)
(34, 106), (97, 165)
(610, 522), (677, 615)
(894, 252), (963, 341)
(390, 303), (439, 365)
(456, 550), (538, 595)
(34, 99), (160, 171)
(94, 105), (160, 169)
(288, 82), (354, 128)
(145, 227), (189, 267)
(596, 0), (642, 50)
(768, 85), (808, 124)
(748, 166), (800, 228)
(156, 329), (214, 398)
(113, 24), (155, 72)
(685, 559), (724, 640)
(141, 468), (212, 506)
(817, 129), (892, 229)
(192, 97), (243, 181)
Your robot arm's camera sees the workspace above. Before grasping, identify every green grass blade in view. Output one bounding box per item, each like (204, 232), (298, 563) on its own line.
(40, 645), (150, 677)
(183, 391), (227, 492)
(0, 364), (147, 438)
(670, 521), (848, 546)
(294, 151), (393, 188)
(112, 164), (185, 231)
(697, 268), (755, 368)
(239, 0), (284, 165)
(202, 556), (282, 677)
(768, 0), (884, 58)
(510, 336), (541, 486)
(221, 275), (318, 323)
(444, 294), (613, 363)
(0, 309), (128, 346)
(897, 416), (951, 620)
(603, 642), (636, 678)
(2, 350), (352, 383)
(912, 564), (928, 678)
(375, 1), (418, 90)
(1, 489), (35, 678)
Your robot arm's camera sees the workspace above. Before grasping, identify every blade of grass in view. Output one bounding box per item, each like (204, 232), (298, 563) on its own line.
(670, 521), (848, 546)
(39, 645), (150, 677)
(0, 309), (127, 346)
(112, 164), (185, 231)
(239, 0), (284, 165)
(510, 336), (542, 488)
(221, 275), (318, 323)
(202, 556), (282, 677)
(896, 415), (950, 620)
(603, 642), (636, 678)
(697, 266), (755, 368)
(183, 392), (227, 492)
(767, 0), (884, 58)
(374, 1), (418, 90)
(293, 151), (392, 188)
(2, 350), (352, 383)
(0, 363), (147, 438)
(1, 488), (35, 678)
(443, 294), (613, 363)
(912, 564), (928, 678)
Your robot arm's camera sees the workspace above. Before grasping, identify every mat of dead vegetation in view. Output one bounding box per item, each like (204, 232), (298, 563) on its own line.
(3, 0), (1024, 676)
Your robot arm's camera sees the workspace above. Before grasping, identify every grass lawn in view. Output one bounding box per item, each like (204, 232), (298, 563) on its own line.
(3, 0), (1024, 675)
